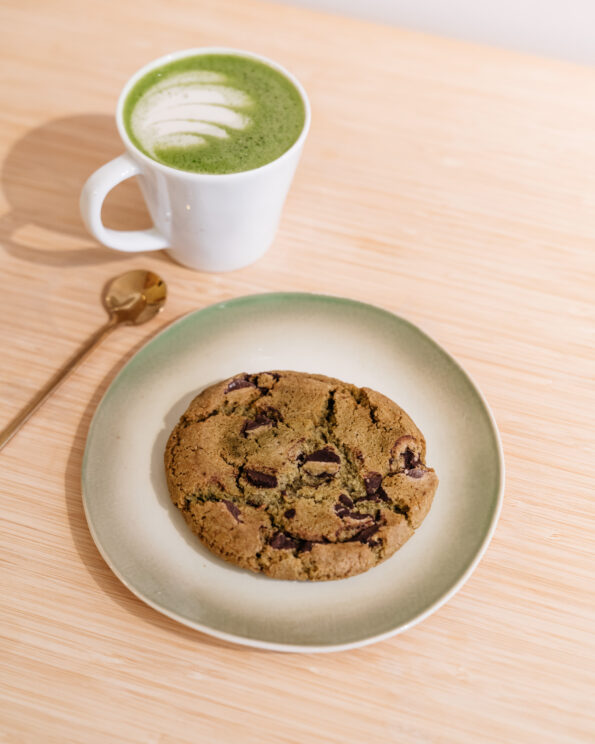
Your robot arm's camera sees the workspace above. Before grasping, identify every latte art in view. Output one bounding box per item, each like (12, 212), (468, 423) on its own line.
(124, 53), (306, 174)
(130, 71), (253, 158)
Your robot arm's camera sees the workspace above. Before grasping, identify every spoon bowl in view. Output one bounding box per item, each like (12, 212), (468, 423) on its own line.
(104, 269), (167, 325)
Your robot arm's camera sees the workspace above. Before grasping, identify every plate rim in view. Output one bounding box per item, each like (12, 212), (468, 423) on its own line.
(82, 291), (505, 653)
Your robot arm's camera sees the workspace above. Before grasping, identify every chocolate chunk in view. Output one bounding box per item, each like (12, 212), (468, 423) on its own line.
(242, 414), (274, 436)
(364, 472), (383, 495)
(376, 486), (390, 504)
(270, 532), (299, 550)
(287, 439), (307, 463)
(351, 523), (380, 544)
(225, 377), (256, 393)
(284, 508), (296, 519)
(356, 487), (390, 504)
(390, 436), (422, 472)
(335, 502), (371, 521)
(302, 446), (341, 477)
(300, 541), (313, 553)
(376, 487), (390, 503)
(403, 448), (419, 470)
(254, 372), (281, 394)
(302, 460), (340, 478)
(223, 500), (242, 522)
(339, 494), (354, 508)
(245, 469), (278, 488)
(407, 467), (426, 479)
(304, 447), (341, 464)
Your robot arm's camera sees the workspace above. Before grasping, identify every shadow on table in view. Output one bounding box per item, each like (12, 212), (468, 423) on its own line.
(63, 335), (250, 654)
(0, 114), (159, 266)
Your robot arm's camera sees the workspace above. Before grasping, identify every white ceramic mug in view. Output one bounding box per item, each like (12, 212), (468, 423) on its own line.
(80, 48), (311, 272)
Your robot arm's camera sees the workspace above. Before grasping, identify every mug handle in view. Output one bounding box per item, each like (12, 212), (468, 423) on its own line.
(80, 153), (169, 252)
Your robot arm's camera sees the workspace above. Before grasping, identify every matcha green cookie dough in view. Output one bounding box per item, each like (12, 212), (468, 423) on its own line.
(164, 371), (438, 581)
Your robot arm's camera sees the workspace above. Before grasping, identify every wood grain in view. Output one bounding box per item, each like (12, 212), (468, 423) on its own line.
(1, 0), (594, 742)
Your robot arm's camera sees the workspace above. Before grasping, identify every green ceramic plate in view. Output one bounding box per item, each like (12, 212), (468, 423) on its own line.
(82, 293), (504, 652)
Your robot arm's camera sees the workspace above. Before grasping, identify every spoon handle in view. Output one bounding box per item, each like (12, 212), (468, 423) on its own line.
(0, 316), (119, 451)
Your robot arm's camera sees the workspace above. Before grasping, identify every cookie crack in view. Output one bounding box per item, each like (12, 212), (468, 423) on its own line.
(264, 509), (383, 554)
(323, 387), (416, 529)
(320, 390), (365, 499)
(247, 371), (282, 398)
(272, 388), (342, 496)
(235, 462), (247, 497)
(185, 409), (219, 425)
(353, 388), (379, 426)
(325, 389), (336, 428)
(351, 387), (402, 435)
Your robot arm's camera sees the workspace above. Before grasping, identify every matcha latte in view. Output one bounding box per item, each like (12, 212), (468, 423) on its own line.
(123, 53), (306, 174)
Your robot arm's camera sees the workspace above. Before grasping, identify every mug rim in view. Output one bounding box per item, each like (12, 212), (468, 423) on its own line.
(115, 47), (311, 180)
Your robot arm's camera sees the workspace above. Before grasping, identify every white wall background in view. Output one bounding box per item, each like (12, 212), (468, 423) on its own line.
(277, 0), (594, 65)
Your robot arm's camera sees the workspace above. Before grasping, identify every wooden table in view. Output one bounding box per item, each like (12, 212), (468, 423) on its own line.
(1, 1), (593, 741)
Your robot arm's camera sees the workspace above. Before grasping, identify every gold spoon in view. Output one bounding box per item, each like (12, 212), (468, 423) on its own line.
(0, 269), (167, 451)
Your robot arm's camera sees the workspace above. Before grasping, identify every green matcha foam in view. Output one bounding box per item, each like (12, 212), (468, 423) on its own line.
(123, 54), (306, 174)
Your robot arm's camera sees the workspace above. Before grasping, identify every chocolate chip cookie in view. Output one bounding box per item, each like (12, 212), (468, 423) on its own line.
(164, 371), (438, 581)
